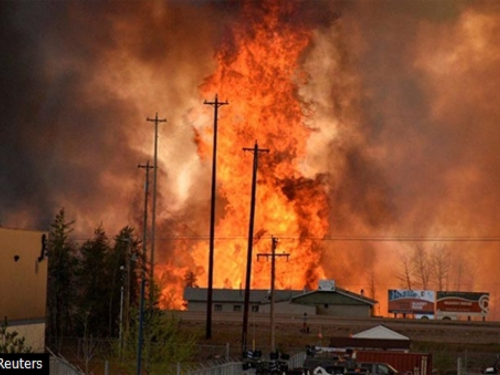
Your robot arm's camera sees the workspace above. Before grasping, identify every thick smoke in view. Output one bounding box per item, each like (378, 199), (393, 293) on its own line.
(308, 0), (500, 315)
(0, 2), (220, 234)
(2, 1), (500, 316)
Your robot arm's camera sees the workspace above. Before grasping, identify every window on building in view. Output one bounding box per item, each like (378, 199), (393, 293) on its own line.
(251, 305), (259, 312)
(214, 304), (222, 311)
(233, 305), (242, 312)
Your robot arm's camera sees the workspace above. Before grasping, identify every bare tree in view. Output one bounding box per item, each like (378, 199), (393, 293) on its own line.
(453, 257), (464, 290)
(79, 311), (98, 375)
(368, 267), (377, 300)
(397, 250), (414, 290)
(460, 253), (478, 291)
(183, 270), (198, 288)
(412, 243), (432, 290)
(449, 248), (477, 291)
(431, 245), (450, 291)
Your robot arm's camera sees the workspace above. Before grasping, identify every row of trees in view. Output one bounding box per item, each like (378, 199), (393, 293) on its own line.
(46, 209), (197, 373)
(363, 243), (478, 309)
(47, 209), (143, 344)
(397, 243), (476, 291)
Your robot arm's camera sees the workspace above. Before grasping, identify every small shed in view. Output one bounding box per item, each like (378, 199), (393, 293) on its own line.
(329, 325), (411, 351)
(353, 325), (410, 341)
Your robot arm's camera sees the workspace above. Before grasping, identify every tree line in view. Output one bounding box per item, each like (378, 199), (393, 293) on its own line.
(396, 243), (477, 292)
(46, 208), (144, 345)
(45, 208), (197, 372)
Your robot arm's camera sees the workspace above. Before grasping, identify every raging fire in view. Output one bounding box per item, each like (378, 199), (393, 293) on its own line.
(190, 0), (329, 294)
(6, 0), (499, 316)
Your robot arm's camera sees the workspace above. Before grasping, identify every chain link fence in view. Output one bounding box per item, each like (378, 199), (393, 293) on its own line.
(46, 337), (500, 375)
(47, 338), (307, 374)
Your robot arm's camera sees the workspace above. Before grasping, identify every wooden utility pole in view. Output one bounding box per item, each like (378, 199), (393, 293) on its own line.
(204, 94), (228, 340)
(137, 161), (152, 374)
(257, 237), (289, 352)
(146, 114), (166, 303)
(138, 161), (153, 278)
(242, 141), (269, 352)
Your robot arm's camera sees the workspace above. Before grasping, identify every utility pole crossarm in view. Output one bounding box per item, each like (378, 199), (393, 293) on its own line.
(243, 141), (270, 154)
(204, 93), (229, 107)
(146, 113), (167, 125)
(256, 253), (290, 262)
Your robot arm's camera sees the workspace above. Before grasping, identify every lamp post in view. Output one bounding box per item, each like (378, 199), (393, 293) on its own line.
(119, 266), (125, 354)
(117, 237), (134, 345)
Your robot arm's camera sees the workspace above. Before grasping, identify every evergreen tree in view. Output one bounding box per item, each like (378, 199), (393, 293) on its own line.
(76, 224), (112, 337)
(46, 208), (78, 349)
(108, 227), (142, 339)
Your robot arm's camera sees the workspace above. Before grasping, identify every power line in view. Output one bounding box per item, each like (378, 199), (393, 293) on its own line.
(141, 236), (500, 242)
(69, 235), (500, 242)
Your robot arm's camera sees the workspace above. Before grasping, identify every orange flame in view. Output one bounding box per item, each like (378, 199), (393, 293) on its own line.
(190, 0), (328, 293)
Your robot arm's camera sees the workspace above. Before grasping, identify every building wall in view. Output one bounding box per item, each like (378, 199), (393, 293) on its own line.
(259, 301), (316, 315)
(0, 227), (48, 351)
(188, 301), (251, 313)
(188, 300), (316, 315)
(316, 303), (371, 317)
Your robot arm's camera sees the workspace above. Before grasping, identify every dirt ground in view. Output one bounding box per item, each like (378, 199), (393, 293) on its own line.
(180, 313), (500, 347)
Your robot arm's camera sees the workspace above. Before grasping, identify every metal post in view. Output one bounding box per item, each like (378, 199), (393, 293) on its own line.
(125, 239), (131, 340)
(119, 284), (124, 354)
(137, 277), (146, 375)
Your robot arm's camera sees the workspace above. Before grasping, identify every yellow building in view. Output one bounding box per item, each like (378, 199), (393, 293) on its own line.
(0, 226), (48, 352)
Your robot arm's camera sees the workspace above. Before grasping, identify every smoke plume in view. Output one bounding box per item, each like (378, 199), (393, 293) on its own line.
(2, 0), (500, 316)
